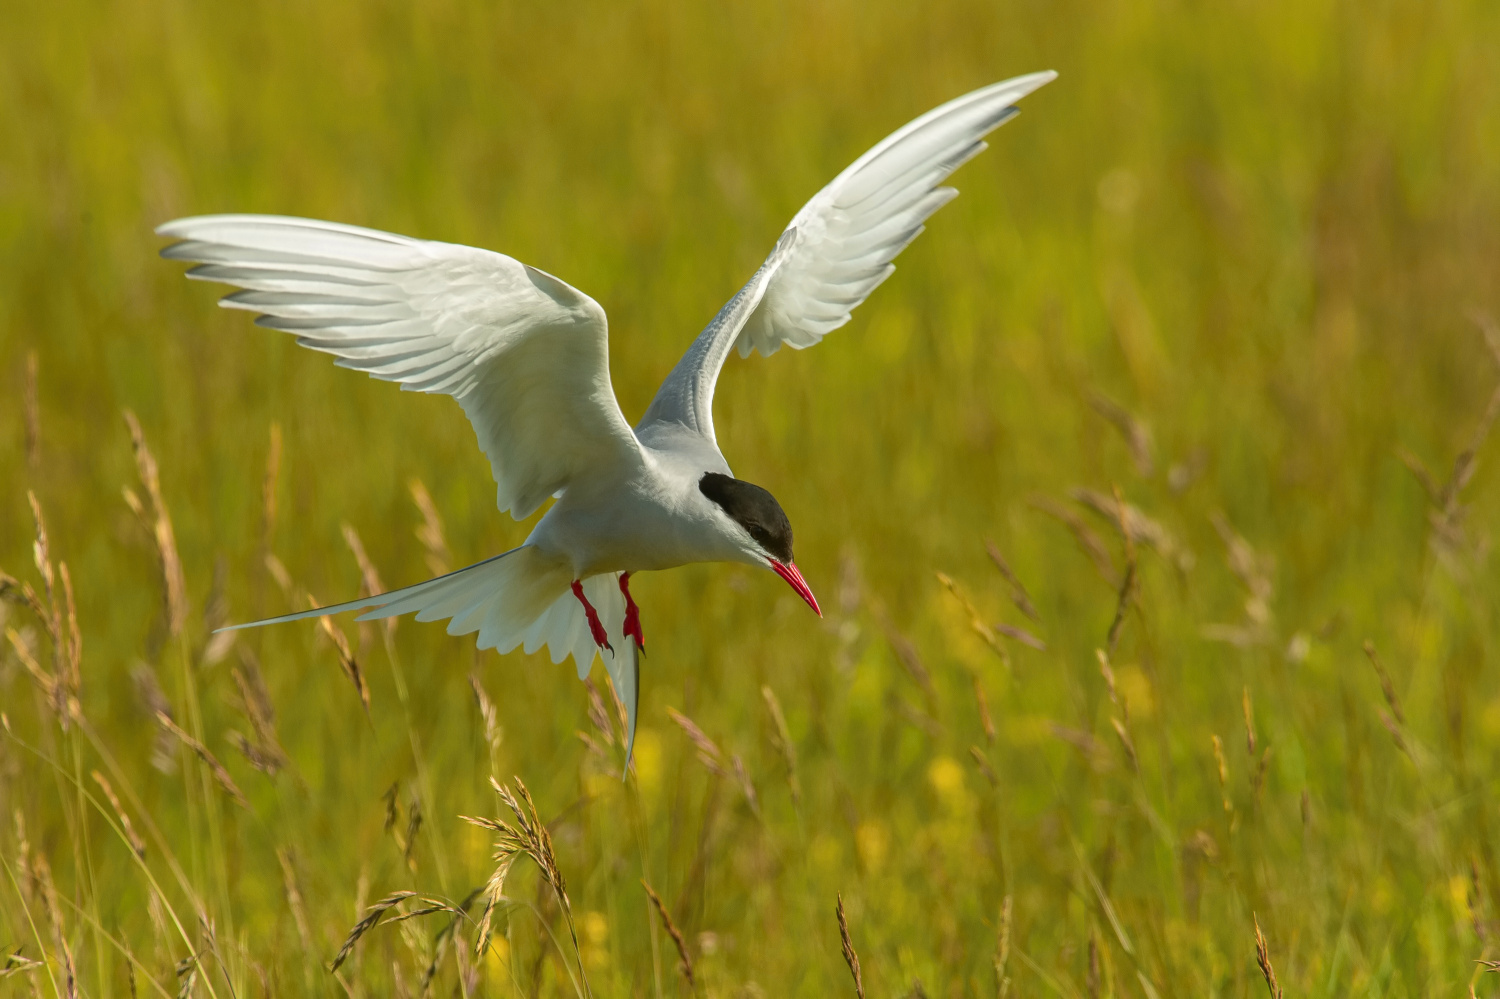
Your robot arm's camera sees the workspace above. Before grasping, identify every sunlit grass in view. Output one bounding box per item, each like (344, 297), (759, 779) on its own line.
(3, 0), (1500, 994)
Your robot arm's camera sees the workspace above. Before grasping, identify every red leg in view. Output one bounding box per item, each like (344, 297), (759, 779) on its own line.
(571, 580), (613, 654)
(619, 572), (645, 652)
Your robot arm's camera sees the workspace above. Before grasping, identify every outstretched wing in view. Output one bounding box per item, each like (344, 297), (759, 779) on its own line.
(638, 71), (1056, 445)
(159, 215), (642, 519)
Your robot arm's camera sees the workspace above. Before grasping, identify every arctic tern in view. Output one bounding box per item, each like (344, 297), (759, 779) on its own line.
(159, 70), (1057, 759)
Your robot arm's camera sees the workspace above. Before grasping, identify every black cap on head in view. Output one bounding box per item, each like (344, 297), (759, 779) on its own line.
(699, 472), (794, 564)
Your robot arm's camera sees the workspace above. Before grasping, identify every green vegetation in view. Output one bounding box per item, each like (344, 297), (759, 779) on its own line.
(3, 0), (1500, 994)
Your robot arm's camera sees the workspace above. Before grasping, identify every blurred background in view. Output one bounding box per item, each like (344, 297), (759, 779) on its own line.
(3, 0), (1499, 994)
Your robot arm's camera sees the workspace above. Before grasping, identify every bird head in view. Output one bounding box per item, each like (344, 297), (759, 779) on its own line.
(698, 472), (820, 616)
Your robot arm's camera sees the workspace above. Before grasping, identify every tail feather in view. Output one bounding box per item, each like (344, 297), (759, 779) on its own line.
(219, 542), (641, 766)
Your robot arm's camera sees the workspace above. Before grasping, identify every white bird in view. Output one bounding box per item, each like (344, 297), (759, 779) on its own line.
(159, 71), (1056, 760)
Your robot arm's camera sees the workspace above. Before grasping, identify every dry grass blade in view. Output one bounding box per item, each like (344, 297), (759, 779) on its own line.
(230, 650), (287, 774)
(1097, 649), (1139, 772)
(993, 622), (1046, 651)
(935, 572), (1011, 666)
(1208, 512), (1273, 637)
(132, 664), (178, 773)
(1072, 486), (1192, 573)
(8, 626), (69, 727)
(1110, 718), (1139, 773)
(123, 411), (189, 637)
(27, 491), (56, 621)
(877, 613), (936, 701)
(1029, 495), (1119, 586)
(403, 794), (423, 871)
(227, 732), (284, 776)
(24, 348), (40, 466)
(730, 754), (761, 819)
(969, 745), (999, 788)
(1104, 484), (1137, 657)
(667, 707), (759, 814)
(1243, 686), (1257, 756)
(1253, 914), (1283, 999)
(0, 568), (49, 624)
(1362, 640), (1405, 724)
(307, 595), (370, 713)
(762, 685), (802, 808)
(1252, 746), (1273, 802)
(154, 711), (249, 809)
(409, 478), (451, 576)
(471, 673), (504, 756)
(582, 677), (615, 748)
(1396, 446), (1440, 505)
(603, 674), (632, 760)
(1050, 722), (1106, 760)
(23, 841), (77, 999)
(1212, 735), (1232, 813)
(1088, 391), (1155, 477)
(667, 707), (729, 777)
(91, 770), (147, 859)
(340, 522), (385, 597)
(972, 674), (996, 745)
(342, 521), (396, 641)
(275, 848), (312, 953)
(20, 493), (73, 726)
(985, 539), (1041, 622)
(331, 891), (418, 972)
(1378, 710), (1411, 759)
(1097, 649), (1119, 706)
(1, 948), (44, 978)
(642, 880), (695, 988)
(836, 893), (864, 999)
(58, 563), (80, 703)
(263, 553), (293, 598)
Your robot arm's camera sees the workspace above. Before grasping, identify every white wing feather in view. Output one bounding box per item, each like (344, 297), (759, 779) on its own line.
(639, 71), (1056, 443)
(158, 214), (642, 518)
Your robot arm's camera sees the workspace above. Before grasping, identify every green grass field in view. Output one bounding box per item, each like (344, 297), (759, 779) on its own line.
(4, 0), (1500, 994)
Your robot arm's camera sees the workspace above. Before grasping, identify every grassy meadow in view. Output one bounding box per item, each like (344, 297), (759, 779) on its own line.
(4, 0), (1500, 994)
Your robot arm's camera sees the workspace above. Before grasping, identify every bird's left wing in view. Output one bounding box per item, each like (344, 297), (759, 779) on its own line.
(638, 71), (1056, 446)
(158, 215), (642, 518)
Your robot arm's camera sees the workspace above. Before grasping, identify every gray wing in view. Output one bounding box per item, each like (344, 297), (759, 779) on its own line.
(637, 70), (1057, 446)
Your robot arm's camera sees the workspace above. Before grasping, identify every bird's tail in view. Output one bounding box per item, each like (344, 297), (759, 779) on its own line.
(221, 545), (640, 760)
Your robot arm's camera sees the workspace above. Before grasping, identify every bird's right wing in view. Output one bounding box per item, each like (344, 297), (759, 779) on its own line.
(159, 215), (642, 519)
(638, 71), (1056, 446)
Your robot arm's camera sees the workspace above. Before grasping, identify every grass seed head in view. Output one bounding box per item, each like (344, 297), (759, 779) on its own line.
(331, 891), (419, 972)
(642, 880), (696, 988)
(1253, 914), (1282, 999)
(762, 684), (802, 807)
(123, 411), (188, 637)
(91, 770), (146, 860)
(155, 711), (249, 809)
(1362, 640), (1405, 725)
(985, 539), (1041, 623)
(308, 594), (370, 712)
(409, 478), (451, 576)
(836, 893), (864, 999)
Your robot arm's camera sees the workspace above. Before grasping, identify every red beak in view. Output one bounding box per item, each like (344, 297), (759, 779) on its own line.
(769, 559), (821, 617)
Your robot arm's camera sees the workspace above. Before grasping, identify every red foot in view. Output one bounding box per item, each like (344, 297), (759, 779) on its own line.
(619, 572), (645, 653)
(571, 580), (613, 655)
